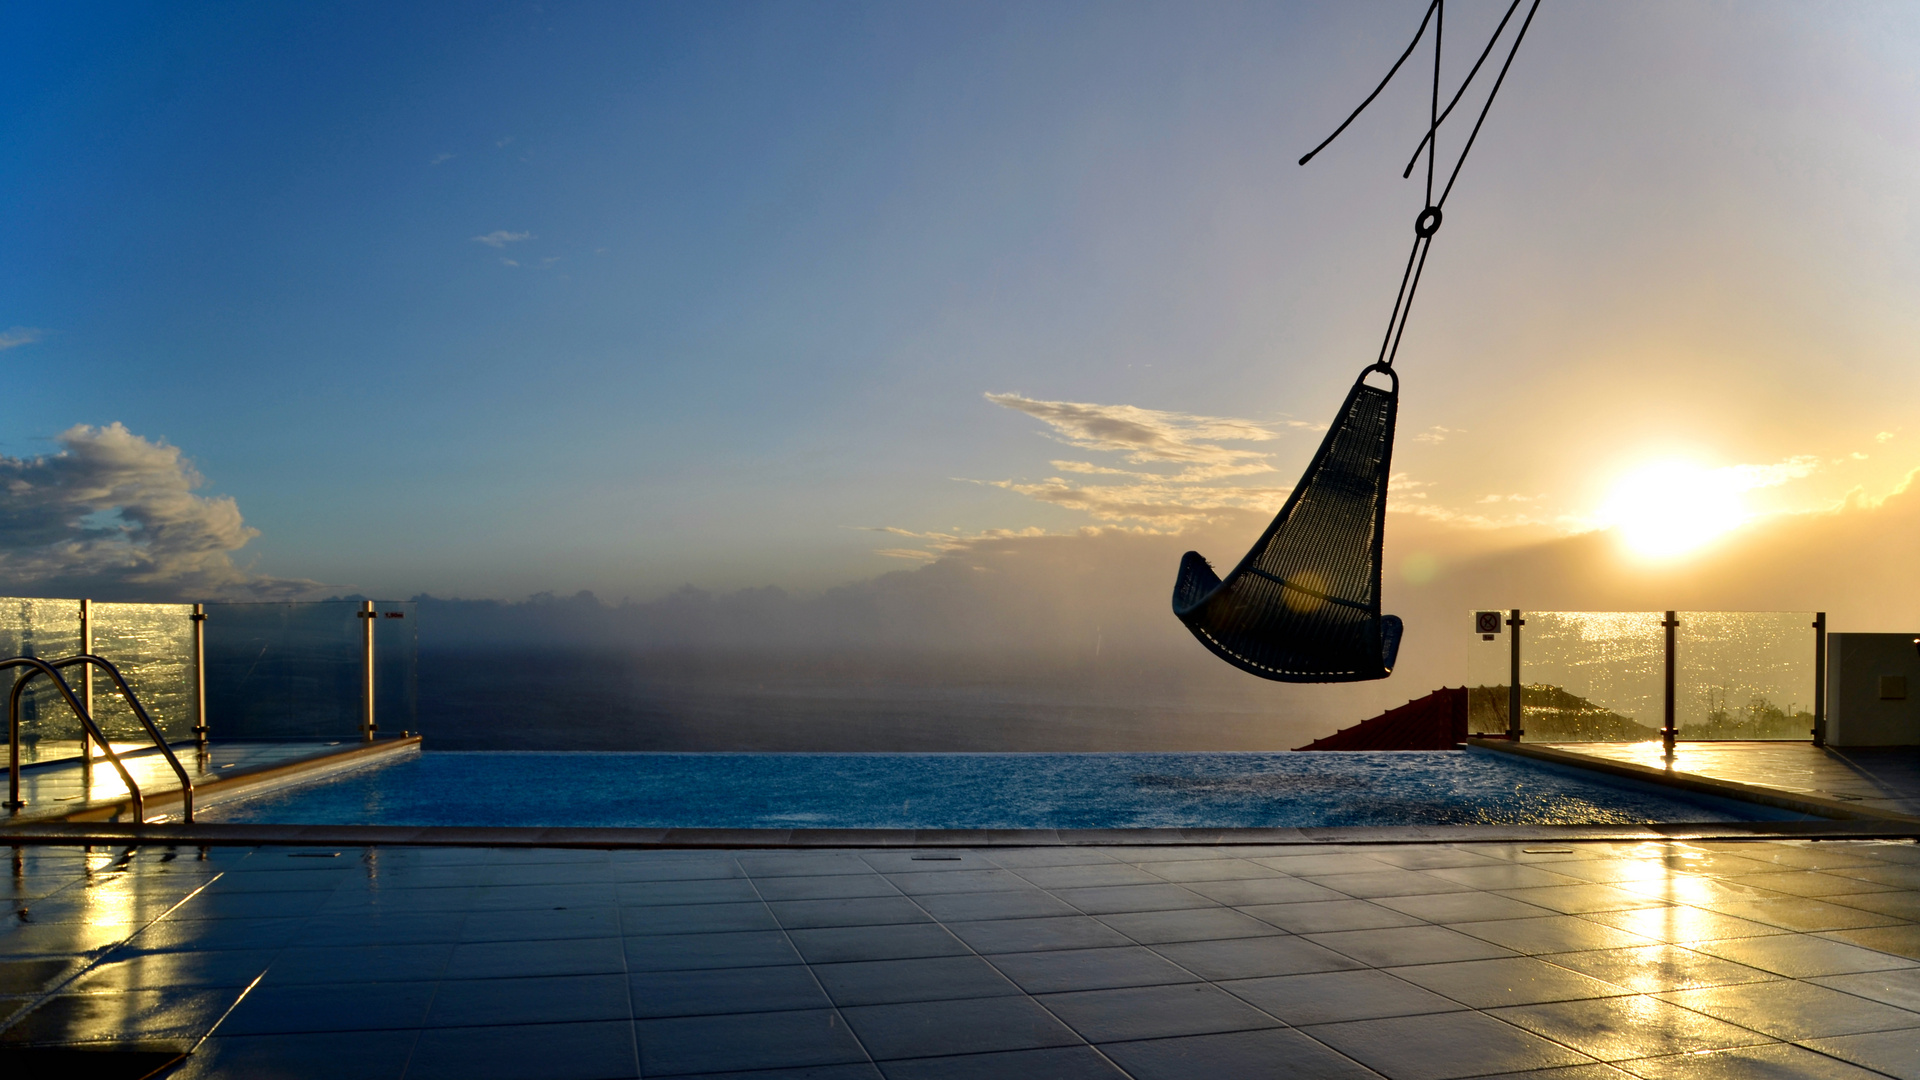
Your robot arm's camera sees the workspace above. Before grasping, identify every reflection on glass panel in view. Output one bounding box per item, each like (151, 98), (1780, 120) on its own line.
(0, 597), (84, 762)
(1519, 611), (1664, 743)
(90, 602), (196, 744)
(1675, 611), (1816, 741)
(374, 601), (418, 736)
(1463, 608), (1515, 735)
(203, 602), (364, 738)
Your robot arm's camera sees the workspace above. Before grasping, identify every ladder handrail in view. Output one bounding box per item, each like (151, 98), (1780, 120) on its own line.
(31, 655), (194, 823)
(4, 656), (147, 821)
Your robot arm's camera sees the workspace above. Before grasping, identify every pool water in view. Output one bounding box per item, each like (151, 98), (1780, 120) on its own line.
(205, 750), (1788, 829)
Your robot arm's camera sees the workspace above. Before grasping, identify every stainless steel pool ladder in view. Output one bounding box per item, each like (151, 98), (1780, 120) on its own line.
(3, 654), (194, 823)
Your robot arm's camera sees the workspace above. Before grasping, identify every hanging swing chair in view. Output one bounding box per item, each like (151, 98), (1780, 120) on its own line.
(1173, 0), (1539, 683)
(1174, 362), (1402, 682)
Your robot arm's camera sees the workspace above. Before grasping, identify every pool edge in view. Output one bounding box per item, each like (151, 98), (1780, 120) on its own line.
(1464, 737), (1920, 824)
(3, 817), (1918, 850)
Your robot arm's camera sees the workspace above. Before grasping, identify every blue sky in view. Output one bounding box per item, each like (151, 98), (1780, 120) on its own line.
(4, 2), (1918, 602)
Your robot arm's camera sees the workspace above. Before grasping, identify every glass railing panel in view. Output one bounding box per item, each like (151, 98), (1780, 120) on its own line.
(373, 600), (418, 736)
(1519, 611), (1665, 743)
(203, 601), (365, 739)
(90, 602), (197, 744)
(1463, 609), (1516, 735)
(1675, 611), (1817, 740)
(0, 597), (85, 762)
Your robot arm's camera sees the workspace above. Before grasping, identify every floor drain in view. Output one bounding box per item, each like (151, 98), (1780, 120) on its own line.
(1521, 848), (1573, 854)
(910, 855), (963, 862)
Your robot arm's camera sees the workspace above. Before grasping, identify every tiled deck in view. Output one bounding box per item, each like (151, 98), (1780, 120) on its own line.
(5, 738), (421, 824)
(1553, 743), (1920, 821)
(5, 838), (1920, 1078)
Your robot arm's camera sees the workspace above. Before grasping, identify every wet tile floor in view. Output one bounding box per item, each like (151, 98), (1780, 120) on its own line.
(4, 839), (1920, 1078)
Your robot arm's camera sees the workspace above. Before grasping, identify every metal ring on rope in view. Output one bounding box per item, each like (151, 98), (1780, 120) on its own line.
(1360, 360), (1401, 387)
(1415, 206), (1443, 238)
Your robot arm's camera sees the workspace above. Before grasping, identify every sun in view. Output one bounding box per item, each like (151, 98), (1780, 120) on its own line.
(1599, 460), (1749, 558)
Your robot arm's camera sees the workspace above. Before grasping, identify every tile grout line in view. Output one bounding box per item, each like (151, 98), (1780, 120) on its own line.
(615, 853), (642, 1080)
(991, 848), (1400, 1075)
(1313, 839), (1920, 1070)
(863, 849), (1143, 1079)
(0, 843), (228, 1038)
(1305, 842), (1811, 1068)
(1078, 846), (1498, 1076)
(1115, 843), (1821, 1073)
(391, 846), (481, 1080)
(735, 854), (884, 1076)
(188, 845), (428, 1069)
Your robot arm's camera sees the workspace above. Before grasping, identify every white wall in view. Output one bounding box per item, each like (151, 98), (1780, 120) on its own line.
(1827, 633), (1920, 746)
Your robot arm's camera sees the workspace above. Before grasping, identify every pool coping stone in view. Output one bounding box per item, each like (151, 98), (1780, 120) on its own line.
(3, 818), (1918, 850)
(9, 735), (423, 825)
(1467, 738), (1920, 824)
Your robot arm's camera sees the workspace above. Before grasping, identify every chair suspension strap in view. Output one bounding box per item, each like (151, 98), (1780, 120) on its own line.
(1297, 0), (1542, 373)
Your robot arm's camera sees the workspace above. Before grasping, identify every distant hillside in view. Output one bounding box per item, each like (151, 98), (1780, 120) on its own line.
(1466, 684), (1662, 743)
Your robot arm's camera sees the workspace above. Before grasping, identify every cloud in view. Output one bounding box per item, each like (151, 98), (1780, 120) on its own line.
(985, 393), (1277, 466)
(972, 392), (1858, 550)
(1721, 455), (1821, 489)
(909, 393), (1313, 535)
(0, 424), (318, 599)
(1877, 431), (1895, 443)
(853, 524), (1051, 562)
(988, 477), (1290, 526)
(472, 230), (533, 248)
(0, 327), (46, 351)
(429, 152), (455, 166)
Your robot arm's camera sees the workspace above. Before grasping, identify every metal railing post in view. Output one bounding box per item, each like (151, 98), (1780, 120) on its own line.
(4, 674), (19, 811)
(1812, 611), (1827, 747)
(360, 600), (376, 742)
(1506, 609), (1524, 740)
(191, 604), (208, 750)
(1662, 611), (1678, 759)
(79, 598), (95, 765)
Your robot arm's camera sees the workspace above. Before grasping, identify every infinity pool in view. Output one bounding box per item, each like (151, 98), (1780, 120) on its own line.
(204, 750), (1790, 828)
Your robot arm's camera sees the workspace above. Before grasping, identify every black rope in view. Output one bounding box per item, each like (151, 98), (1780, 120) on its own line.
(1297, 0), (1439, 167)
(1426, 0), (1440, 208)
(1386, 0), (1445, 370)
(1374, 235), (1426, 368)
(1403, 0), (1524, 179)
(1386, 235), (1435, 368)
(1439, 0), (1541, 208)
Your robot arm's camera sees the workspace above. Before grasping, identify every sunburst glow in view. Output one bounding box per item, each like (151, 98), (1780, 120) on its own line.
(1600, 460), (1749, 558)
